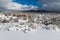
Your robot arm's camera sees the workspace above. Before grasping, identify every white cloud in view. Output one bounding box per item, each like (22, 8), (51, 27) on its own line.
(39, 0), (60, 11)
(0, 0), (38, 11)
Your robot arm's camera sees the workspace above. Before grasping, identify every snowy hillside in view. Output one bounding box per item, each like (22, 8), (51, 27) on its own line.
(0, 12), (60, 33)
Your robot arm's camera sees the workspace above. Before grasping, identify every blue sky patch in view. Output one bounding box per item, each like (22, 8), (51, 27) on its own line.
(13, 0), (43, 8)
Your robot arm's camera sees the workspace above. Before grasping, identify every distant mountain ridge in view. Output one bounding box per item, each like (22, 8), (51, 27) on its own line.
(0, 8), (60, 13)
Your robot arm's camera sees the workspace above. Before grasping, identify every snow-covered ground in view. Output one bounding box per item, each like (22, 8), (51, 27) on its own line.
(0, 13), (60, 33)
(0, 31), (60, 40)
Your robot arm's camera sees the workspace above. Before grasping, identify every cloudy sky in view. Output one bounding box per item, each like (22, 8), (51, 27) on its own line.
(0, 0), (60, 11)
(40, 0), (60, 11)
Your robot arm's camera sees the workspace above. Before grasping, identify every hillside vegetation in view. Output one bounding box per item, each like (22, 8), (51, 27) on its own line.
(0, 12), (60, 32)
